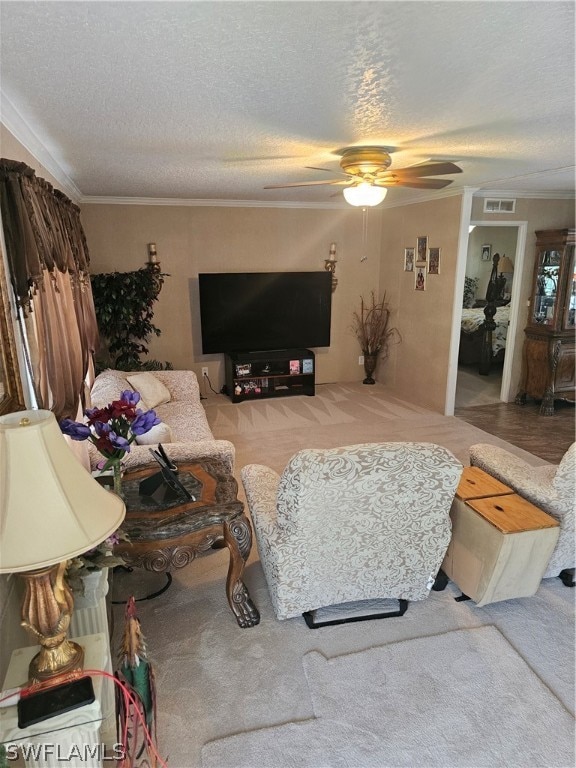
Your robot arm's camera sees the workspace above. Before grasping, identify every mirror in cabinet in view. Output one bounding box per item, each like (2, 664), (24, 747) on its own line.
(563, 244), (575, 330)
(517, 229), (575, 415)
(531, 249), (561, 326)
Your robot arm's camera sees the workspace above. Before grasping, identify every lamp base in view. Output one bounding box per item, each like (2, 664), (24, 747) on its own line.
(28, 640), (85, 684)
(20, 562), (85, 684)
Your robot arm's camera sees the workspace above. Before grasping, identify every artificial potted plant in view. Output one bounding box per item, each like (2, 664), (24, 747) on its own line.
(352, 291), (400, 384)
(90, 264), (172, 373)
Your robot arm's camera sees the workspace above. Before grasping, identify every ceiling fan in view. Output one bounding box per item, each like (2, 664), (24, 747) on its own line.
(264, 146), (462, 206)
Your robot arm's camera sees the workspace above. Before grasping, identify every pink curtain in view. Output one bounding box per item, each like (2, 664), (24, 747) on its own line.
(0, 159), (99, 420)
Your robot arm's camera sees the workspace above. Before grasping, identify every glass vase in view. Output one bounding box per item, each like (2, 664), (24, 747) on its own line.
(112, 460), (123, 498)
(363, 352), (378, 385)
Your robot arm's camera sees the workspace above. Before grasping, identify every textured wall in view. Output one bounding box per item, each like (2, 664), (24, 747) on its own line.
(80, 204), (383, 388)
(377, 196), (463, 412)
(0, 124), (71, 194)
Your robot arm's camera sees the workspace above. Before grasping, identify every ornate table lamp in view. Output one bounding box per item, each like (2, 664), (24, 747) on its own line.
(497, 254), (515, 299)
(0, 410), (125, 683)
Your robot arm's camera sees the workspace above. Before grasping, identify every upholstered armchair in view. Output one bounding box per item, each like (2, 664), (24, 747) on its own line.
(241, 442), (463, 625)
(469, 442), (575, 585)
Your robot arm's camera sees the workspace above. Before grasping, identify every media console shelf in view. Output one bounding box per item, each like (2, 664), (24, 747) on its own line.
(225, 349), (315, 403)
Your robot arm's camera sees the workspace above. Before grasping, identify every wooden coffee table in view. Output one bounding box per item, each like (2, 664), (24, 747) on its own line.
(114, 458), (260, 628)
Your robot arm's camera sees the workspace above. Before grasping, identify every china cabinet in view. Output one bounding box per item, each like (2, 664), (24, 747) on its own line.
(515, 228), (575, 415)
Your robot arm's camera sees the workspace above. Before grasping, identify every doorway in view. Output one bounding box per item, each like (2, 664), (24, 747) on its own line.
(451, 220), (527, 412)
(455, 225), (517, 407)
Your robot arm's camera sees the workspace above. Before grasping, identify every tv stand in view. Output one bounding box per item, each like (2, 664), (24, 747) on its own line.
(225, 349), (315, 403)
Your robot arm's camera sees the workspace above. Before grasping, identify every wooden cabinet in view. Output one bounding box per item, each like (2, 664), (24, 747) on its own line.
(516, 228), (575, 414)
(225, 349), (315, 403)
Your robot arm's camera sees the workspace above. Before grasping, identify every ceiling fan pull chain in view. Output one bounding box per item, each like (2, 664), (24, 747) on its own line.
(360, 206), (368, 261)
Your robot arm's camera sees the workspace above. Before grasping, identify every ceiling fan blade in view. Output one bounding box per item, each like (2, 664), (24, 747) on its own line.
(224, 154), (309, 164)
(377, 161), (462, 178)
(305, 166), (351, 177)
(384, 178), (454, 189)
(264, 179), (349, 189)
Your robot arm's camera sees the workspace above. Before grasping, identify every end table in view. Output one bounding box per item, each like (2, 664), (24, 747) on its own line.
(442, 467), (560, 605)
(115, 458), (260, 628)
(0, 633), (110, 768)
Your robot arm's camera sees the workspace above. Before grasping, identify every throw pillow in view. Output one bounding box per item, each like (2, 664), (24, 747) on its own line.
(135, 422), (174, 445)
(126, 373), (171, 409)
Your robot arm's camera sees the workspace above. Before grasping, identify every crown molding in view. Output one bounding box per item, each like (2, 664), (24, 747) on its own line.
(1, 95), (83, 202)
(379, 186), (468, 209)
(78, 195), (346, 209)
(79, 188), (466, 209)
(71, 186), (576, 209)
(473, 188), (575, 200)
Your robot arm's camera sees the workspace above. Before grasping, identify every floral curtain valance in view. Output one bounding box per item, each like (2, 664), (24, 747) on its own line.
(0, 158), (99, 420)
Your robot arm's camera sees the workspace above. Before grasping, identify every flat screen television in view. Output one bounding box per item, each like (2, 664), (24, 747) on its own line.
(198, 271), (332, 353)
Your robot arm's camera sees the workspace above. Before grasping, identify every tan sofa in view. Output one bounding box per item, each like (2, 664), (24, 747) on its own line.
(87, 369), (234, 473)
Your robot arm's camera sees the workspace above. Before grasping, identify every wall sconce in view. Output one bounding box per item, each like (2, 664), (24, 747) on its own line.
(324, 242), (338, 292)
(147, 242), (159, 265)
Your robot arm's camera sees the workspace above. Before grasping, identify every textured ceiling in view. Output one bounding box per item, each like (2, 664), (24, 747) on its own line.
(0, 1), (574, 206)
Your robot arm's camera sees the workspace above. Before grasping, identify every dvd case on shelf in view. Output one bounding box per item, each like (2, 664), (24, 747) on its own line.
(302, 359), (314, 374)
(289, 360), (301, 375)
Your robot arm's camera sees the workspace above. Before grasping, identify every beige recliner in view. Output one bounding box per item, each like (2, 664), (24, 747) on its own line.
(469, 442), (575, 586)
(241, 441), (463, 625)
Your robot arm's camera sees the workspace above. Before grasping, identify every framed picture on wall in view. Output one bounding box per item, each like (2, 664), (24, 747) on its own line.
(417, 236), (428, 263)
(415, 266), (426, 291)
(404, 247), (415, 271)
(428, 247), (440, 275)
(481, 244), (492, 261)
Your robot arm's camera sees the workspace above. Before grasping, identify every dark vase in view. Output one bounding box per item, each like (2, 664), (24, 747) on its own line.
(363, 352), (378, 385)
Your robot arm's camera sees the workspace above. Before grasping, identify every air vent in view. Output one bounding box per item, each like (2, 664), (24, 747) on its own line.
(483, 198), (516, 213)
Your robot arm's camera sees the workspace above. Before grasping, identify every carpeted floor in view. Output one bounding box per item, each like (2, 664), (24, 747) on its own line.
(202, 382), (550, 477)
(201, 626), (575, 768)
(111, 384), (575, 768)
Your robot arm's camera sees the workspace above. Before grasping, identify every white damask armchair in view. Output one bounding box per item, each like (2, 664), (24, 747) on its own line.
(241, 442), (462, 625)
(469, 442), (575, 586)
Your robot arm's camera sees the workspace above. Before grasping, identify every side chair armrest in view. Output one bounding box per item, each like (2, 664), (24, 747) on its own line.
(469, 443), (560, 511)
(470, 443), (549, 482)
(241, 464), (281, 534)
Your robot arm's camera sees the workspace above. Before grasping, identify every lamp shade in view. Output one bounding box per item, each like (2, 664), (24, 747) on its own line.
(343, 183), (387, 207)
(0, 410), (125, 573)
(497, 255), (515, 274)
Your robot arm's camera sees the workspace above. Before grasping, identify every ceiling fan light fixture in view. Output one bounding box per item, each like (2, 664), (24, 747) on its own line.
(343, 183), (387, 207)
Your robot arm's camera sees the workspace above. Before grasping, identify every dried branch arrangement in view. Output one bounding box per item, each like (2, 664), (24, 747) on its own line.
(352, 291), (400, 358)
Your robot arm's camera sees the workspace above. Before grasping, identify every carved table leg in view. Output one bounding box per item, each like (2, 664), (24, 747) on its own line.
(224, 515), (260, 628)
(515, 390), (527, 406)
(540, 340), (561, 416)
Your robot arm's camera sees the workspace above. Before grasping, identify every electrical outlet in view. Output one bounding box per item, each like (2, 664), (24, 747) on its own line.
(358, 355), (364, 366)
(202, 367), (209, 378)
